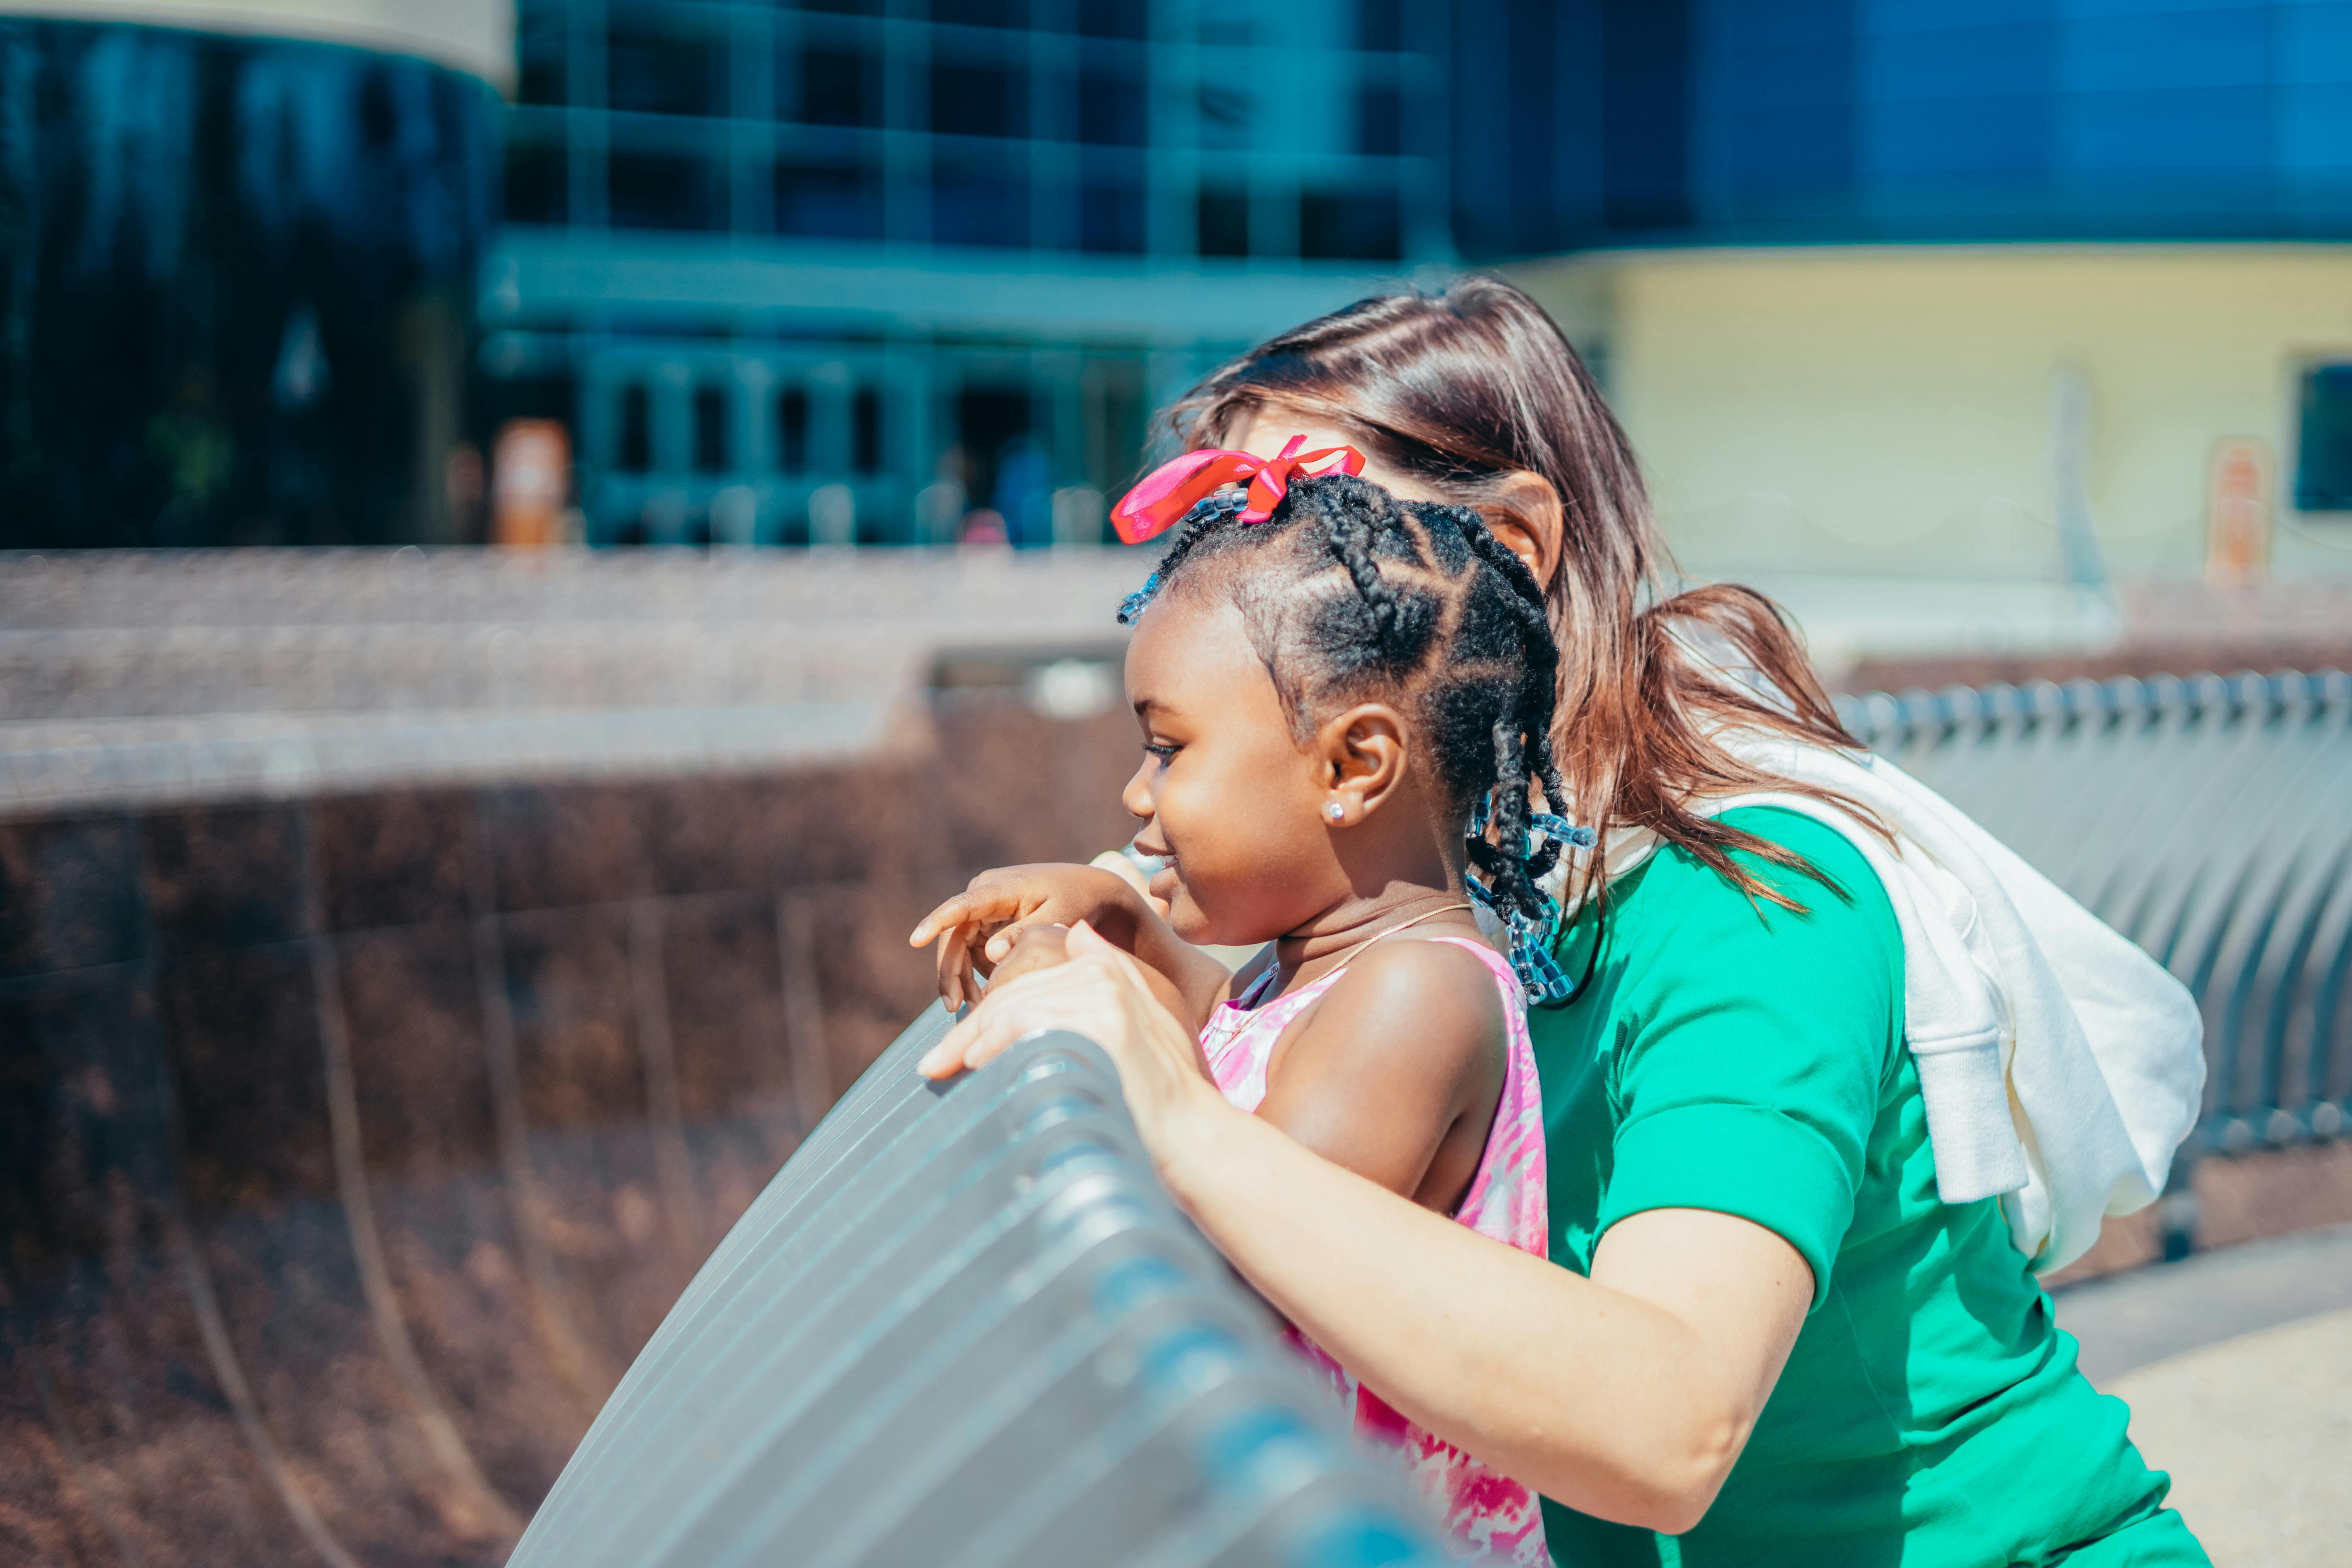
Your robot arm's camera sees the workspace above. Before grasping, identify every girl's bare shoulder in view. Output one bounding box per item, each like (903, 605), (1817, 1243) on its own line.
(1291, 934), (1507, 1073)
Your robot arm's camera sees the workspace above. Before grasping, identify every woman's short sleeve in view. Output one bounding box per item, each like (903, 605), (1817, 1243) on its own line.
(1593, 809), (1904, 1310)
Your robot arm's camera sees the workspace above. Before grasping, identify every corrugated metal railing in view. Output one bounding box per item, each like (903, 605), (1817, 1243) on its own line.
(512, 667), (2348, 1566)
(508, 1008), (1446, 1568)
(1836, 670), (2352, 1160)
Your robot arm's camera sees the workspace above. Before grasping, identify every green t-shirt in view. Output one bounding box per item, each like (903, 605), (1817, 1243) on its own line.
(1533, 808), (2200, 1568)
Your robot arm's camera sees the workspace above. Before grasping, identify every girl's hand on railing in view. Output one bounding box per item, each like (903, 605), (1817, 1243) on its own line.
(916, 921), (1227, 1164)
(910, 863), (1145, 1009)
(910, 865), (1236, 1026)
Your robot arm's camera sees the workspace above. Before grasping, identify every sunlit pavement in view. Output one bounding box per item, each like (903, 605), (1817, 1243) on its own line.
(2057, 1227), (2352, 1567)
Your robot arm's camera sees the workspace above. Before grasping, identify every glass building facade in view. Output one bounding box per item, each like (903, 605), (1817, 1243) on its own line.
(1458, 0), (2352, 254)
(481, 0), (1451, 545)
(13, 1), (2352, 547)
(0, 19), (497, 548)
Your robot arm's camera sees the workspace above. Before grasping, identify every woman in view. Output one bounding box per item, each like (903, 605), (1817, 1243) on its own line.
(927, 279), (2206, 1566)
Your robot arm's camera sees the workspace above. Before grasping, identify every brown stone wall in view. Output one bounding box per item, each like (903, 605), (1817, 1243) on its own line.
(0, 695), (1141, 1568)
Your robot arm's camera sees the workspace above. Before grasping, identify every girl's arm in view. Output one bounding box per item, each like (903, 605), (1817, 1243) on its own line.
(920, 924), (1812, 1535)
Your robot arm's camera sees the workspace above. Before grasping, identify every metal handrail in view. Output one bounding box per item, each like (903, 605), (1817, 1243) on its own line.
(506, 1011), (1447, 1568)
(1836, 670), (2352, 1157)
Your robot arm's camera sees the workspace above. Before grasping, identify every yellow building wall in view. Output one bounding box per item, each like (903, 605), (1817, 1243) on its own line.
(1512, 246), (2352, 582)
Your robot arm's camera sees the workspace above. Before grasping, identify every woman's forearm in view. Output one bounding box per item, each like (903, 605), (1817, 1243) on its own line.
(1157, 1099), (1800, 1533)
(923, 934), (1809, 1535)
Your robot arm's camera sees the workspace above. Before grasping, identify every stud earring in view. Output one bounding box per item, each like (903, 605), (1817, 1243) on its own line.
(1326, 802), (1346, 821)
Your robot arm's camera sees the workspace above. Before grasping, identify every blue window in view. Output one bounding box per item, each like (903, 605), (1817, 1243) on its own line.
(610, 151), (724, 231)
(778, 387), (810, 473)
(505, 139), (566, 224)
(796, 47), (880, 127)
(608, 27), (724, 117)
(518, 6), (565, 106)
(853, 388), (884, 474)
(1077, 0), (1144, 39)
(933, 61), (1025, 137)
(776, 159), (884, 239)
(1357, 83), (1402, 156)
(934, 0), (1023, 27)
(1298, 189), (1400, 260)
(693, 385), (728, 473)
(1079, 64), (1147, 145)
(933, 156), (1027, 246)
(1197, 187), (1249, 256)
(618, 385), (652, 472)
(1079, 181), (1146, 252)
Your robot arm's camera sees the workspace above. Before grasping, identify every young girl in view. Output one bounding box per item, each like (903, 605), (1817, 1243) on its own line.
(911, 466), (1587, 1565)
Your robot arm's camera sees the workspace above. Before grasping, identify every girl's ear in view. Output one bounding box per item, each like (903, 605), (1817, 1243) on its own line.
(1314, 703), (1409, 825)
(1478, 470), (1565, 590)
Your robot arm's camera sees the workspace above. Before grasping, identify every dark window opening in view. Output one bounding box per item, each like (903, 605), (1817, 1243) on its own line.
(933, 0), (1021, 26)
(517, 21), (564, 107)
(776, 160), (883, 239)
(852, 388), (883, 474)
(956, 383), (1034, 531)
(610, 151), (724, 231)
(1076, 0), (1145, 39)
(693, 385), (728, 472)
(1078, 68), (1146, 145)
(933, 161), (1027, 247)
(1197, 187), (1249, 257)
(931, 61), (1025, 138)
(1298, 189), (1400, 260)
(779, 387), (810, 473)
(1079, 182), (1144, 253)
(796, 47), (879, 127)
(1358, 0), (1403, 52)
(504, 141), (566, 225)
(618, 385), (652, 472)
(516, 5), (565, 103)
(1356, 83), (1402, 157)
(608, 29), (725, 117)
(2295, 364), (2352, 511)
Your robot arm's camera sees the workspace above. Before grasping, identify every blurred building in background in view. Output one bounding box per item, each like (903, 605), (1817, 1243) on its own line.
(0, 2), (506, 547)
(478, 0), (1447, 545)
(10, 0), (2352, 587)
(1494, 0), (2352, 587)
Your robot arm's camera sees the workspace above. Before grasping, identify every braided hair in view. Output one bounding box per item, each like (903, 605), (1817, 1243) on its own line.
(1119, 472), (1596, 1003)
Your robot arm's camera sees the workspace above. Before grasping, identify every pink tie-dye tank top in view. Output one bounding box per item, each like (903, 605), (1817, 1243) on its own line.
(1196, 935), (1550, 1566)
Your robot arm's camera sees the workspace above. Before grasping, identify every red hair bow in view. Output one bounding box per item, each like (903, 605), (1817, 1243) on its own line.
(1110, 434), (1366, 545)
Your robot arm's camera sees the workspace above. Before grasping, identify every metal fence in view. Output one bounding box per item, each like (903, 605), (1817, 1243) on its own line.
(1836, 670), (2352, 1161)
(507, 1010), (1445, 1568)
